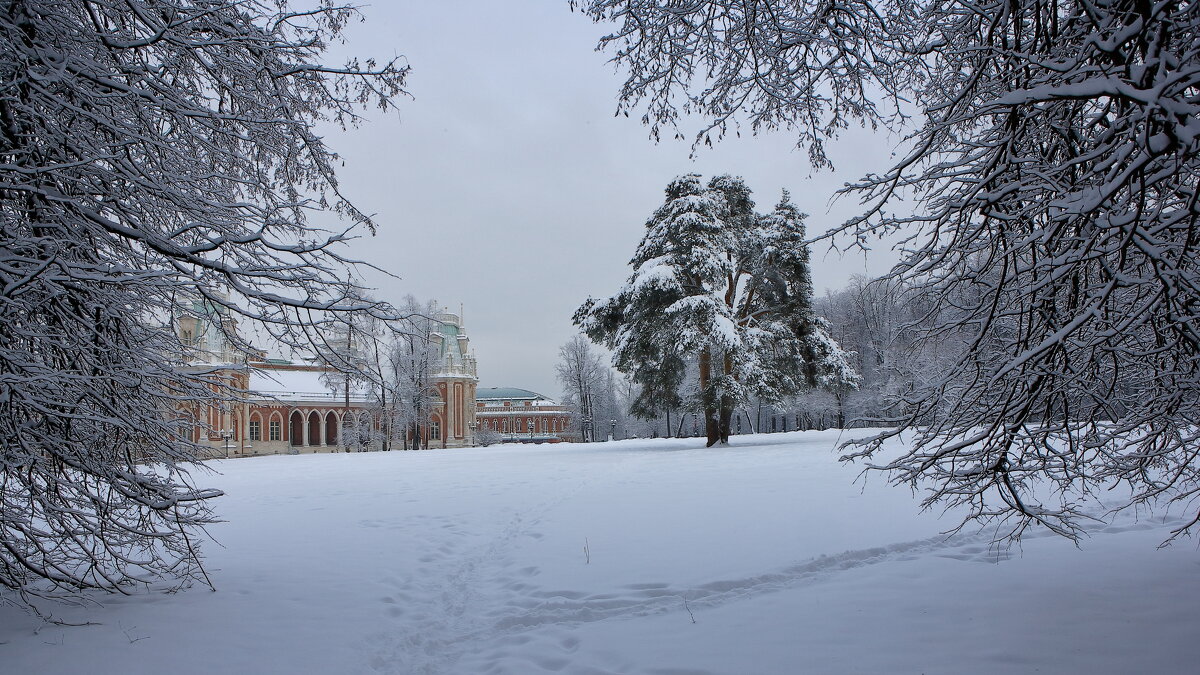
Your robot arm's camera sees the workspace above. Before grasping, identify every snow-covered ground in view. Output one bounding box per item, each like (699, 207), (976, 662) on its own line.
(2, 431), (1196, 674)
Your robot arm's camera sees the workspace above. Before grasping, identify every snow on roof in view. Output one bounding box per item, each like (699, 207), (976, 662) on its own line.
(249, 368), (371, 403)
(476, 387), (551, 401)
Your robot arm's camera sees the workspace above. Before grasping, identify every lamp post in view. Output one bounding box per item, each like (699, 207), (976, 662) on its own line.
(220, 429), (232, 459)
(468, 421), (476, 447)
(610, 419), (617, 442)
(528, 419), (534, 441)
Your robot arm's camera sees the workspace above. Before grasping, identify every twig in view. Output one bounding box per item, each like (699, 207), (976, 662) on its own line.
(120, 622), (149, 644)
(683, 597), (696, 624)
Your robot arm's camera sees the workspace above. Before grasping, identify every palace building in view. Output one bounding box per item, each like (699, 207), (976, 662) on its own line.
(177, 303), (477, 456)
(475, 387), (570, 443)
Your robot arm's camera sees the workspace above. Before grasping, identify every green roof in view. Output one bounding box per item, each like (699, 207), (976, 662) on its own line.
(476, 387), (547, 401)
(436, 319), (464, 359)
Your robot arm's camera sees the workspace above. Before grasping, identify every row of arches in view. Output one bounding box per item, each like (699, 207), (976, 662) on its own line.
(479, 415), (568, 434)
(289, 409), (369, 447)
(247, 408), (445, 448)
(244, 409), (359, 447)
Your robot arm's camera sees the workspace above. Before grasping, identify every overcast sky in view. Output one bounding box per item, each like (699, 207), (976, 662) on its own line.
(319, 2), (901, 399)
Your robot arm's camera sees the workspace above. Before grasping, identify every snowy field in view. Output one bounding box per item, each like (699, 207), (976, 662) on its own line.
(2, 430), (1197, 674)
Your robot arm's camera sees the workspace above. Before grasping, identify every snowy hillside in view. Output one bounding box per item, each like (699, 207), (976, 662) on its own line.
(2, 431), (1195, 674)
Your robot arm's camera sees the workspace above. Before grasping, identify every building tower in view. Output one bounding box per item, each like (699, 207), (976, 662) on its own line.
(429, 311), (478, 448)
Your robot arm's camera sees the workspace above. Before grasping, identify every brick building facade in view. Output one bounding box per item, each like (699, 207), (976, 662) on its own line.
(178, 304), (477, 456)
(475, 387), (570, 443)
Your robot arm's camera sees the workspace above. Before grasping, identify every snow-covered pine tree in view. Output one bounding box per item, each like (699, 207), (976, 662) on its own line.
(576, 174), (857, 447)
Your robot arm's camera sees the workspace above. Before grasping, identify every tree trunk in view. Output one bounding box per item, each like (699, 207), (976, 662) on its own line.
(415, 399), (423, 449)
(718, 404), (732, 444)
(380, 390), (389, 451)
(717, 353), (733, 444)
(342, 378), (350, 453)
(699, 348), (719, 446)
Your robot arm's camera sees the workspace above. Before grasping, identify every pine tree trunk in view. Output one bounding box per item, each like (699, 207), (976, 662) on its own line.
(699, 348), (719, 446)
(718, 353), (733, 444)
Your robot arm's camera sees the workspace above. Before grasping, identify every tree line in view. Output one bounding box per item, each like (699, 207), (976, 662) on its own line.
(559, 264), (983, 442)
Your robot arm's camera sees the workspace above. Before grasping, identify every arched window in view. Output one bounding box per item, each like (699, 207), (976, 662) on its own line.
(307, 411), (321, 446)
(356, 412), (372, 450)
(454, 384), (464, 438)
(289, 411), (303, 446)
(325, 411), (338, 446)
(269, 413), (282, 441)
(248, 412), (262, 442)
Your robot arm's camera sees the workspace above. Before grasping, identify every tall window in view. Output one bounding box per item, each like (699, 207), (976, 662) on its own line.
(430, 420), (441, 441)
(249, 419), (261, 442)
(269, 419), (281, 441)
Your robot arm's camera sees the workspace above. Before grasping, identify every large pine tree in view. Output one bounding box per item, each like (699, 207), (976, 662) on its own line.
(576, 174), (857, 446)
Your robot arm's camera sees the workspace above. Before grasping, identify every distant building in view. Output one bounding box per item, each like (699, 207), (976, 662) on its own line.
(475, 388), (569, 443)
(176, 303), (477, 456)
